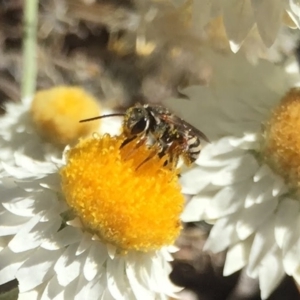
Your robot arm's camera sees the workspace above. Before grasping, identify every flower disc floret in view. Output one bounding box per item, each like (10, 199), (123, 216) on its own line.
(60, 134), (183, 252)
(30, 86), (101, 146)
(263, 88), (300, 191)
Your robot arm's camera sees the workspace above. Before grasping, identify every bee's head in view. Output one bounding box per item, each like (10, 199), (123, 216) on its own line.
(123, 105), (149, 136)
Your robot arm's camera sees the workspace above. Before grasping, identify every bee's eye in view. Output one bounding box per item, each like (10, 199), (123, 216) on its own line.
(131, 118), (148, 135)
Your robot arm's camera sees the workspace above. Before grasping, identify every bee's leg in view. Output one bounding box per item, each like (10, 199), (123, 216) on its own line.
(182, 153), (193, 166)
(121, 135), (148, 161)
(120, 135), (139, 148)
(158, 145), (168, 159)
(136, 151), (157, 170)
(170, 154), (179, 169)
(156, 142), (175, 169)
(136, 142), (163, 170)
(162, 142), (181, 169)
(165, 150), (179, 170)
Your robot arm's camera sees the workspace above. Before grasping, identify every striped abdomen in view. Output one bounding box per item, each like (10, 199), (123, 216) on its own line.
(186, 135), (202, 163)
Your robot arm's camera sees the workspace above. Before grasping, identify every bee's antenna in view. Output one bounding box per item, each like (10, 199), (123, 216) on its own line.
(79, 113), (125, 123)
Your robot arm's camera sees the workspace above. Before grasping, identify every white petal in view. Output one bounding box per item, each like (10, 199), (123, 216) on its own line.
(286, 6), (300, 28)
(229, 133), (258, 146)
(206, 182), (249, 219)
(80, 276), (104, 300)
(237, 198), (277, 240)
(229, 41), (242, 53)
(76, 232), (93, 256)
(180, 193), (210, 222)
(204, 215), (240, 253)
(9, 216), (61, 253)
(63, 276), (82, 300)
(61, 277), (80, 300)
(126, 259), (154, 299)
(285, 58), (300, 75)
(91, 234), (100, 241)
(2, 197), (38, 217)
(84, 241), (107, 281)
(14, 152), (56, 174)
(258, 249), (285, 299)
(247, 216), (277, 276)
(41, 226), (82, 250)
(83, 241), (109, 270)
(210, 137), (237, 156)
(0, 211), (28, 236)
(134, 255), (156, 291)
(66, 217), (83, 228)
(211, 154), (258, 186)
(1, 162), (34, 179)
(107, 258), (129, 300)
(15, 180), (45, 192)
(253, 164), (272, 182)
(280, 214), (300, 275)
(289, 0), (300, 17)
(101, 288), (115, 300)
(281, 213), (300, 256)
(55, 243), (82, 286)
(254, 166), (286, 198)
(149, 254), (182, 296)
(6, 214), (41, 247)
(275, 198), (299, 249)
(39, 199), (66, 222)
(0, 176), (16, 188)
(74, 275), (104, 300)
(165, 245), (178, 255)
(19, 283), (47, 300)
(198, 146), (245, 167)
(271, 175), (287, 197)
(0, 185), (33, 209)
(107, 244), (117, 259)
(222, 0), (255, 48)
(0, 236), (9, 251)
(41, 276), (64, 300)
(291, 265), (300, 287)
(224, 239), (251, 276)
(179, 167), (211, 195)
(251, 0), (284, 46)
(283, 247), (300, 276)
(244, 176), (273, 208)
(0, 247), (30, 284)
(17, 248), (63, 292)
(58, 256), (82, 287)
(39, 173), (61, 191)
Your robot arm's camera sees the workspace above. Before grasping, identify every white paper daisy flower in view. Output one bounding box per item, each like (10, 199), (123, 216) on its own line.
(165, 50), (300, 299)
(0, 86), (102, 172)
(191, 0), (300, 51)
(0, 133), (183, 299)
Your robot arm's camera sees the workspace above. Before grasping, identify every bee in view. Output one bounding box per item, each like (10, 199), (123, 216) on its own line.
(80, 103), (209, 168)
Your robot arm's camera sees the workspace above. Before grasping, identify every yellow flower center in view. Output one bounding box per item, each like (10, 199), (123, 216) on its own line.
(30, 86), (101, 146)
(60, 134), (183, 252)
(262, 88), (300, 191)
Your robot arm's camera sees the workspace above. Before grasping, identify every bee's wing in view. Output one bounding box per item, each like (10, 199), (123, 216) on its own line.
(162, 114), (210, 143)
